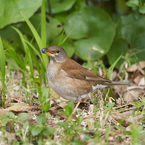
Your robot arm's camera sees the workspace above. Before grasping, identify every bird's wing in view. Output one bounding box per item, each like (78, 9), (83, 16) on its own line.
(61, 59), (111, 83)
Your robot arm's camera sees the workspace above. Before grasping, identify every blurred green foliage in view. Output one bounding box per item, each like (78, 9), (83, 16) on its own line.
(1, 0), (145, 69)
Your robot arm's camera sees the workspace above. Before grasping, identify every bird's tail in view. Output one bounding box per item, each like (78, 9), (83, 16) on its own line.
(105, 81), (129, 86)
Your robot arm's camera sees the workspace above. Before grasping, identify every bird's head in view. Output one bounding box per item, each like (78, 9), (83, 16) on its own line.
(41, 46), (67, 62)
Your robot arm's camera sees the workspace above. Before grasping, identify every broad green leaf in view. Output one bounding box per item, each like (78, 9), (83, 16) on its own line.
(107, 38), (128, 69)
(23, 121), (29, 130)
(65, 7), (115, 61)
(0, 27), (23, 54)
(1, 117), (11, 126)
(46, 0), (76, 14)
(139, 5), (145, 14)
(8, 112), (15, 119)
(116, 14), (145, 61)
(126, 0), (139, 7)
(0, 0), (42, 28)
(43, 126), (55, 136)
(17, 113), (30, 121)
(31, 125), (43, 136)
(37, 114), (46, 125)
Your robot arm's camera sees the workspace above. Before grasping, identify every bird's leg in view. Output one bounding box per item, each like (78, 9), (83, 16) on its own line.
(73, 101), (80, 114)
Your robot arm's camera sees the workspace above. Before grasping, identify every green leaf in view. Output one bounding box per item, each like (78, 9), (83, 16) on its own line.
(139, 5), (145, 14)
(116, 14), (145, 61)
(0, 0), (42, 28)
(131, 125), (143, 143)
(37, 114), (46, 125)
(23, 121), (29, 130)
(38, 88), (49, 103)
(31, 125), (43, 136)
(42, 100), (51, 112)
(72, 140), (83, 145)
(126, 0), (139, 7)
(107, 38), (128, 69)
(106, 102), (115, 109)
(63, 101), (74, 118)
(1, 117), (11, 126)
(46, 0), (76, 14)
(8, 112), (15, 119)
(17, 113), (30, 121)
(65, 6), (115, 61)
(58, 122), (68, 129)
(43, 126), (55, 136)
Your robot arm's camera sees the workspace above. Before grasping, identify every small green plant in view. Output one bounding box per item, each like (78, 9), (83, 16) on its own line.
(30, 113), (55, 144)
(126, 0), (145, 14)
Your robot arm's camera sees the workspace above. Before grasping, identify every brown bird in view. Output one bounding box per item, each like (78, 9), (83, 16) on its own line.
(42, 46), (128, 113)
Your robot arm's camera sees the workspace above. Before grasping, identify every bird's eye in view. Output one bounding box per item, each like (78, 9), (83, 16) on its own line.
(56, 50), (59, 53)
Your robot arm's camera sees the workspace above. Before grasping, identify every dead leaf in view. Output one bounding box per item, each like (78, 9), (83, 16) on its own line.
(127, 61), (145, 74)
(130, 69), (140, 84)
(139, 77), (145, 85)
(0, 109), (9, 115)
(5, 104), (34, 112)
(124, 91), (139, 103)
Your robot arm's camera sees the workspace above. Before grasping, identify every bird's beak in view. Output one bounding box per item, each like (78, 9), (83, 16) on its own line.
(41, 48), (54, 55)
(45, 50), (54, 55)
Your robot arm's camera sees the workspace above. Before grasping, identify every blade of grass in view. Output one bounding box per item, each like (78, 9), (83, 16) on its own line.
(58, 29), (65, 46)
(5, 49), (27, 71)
(13, 27), (29, 86)
(96, 58), (106, 73)
(5, 49), (27, 86)
(12, 27), (28, 52)
(107, 54), (122, 79)
(41, 0), (46, 47)
(83, 54), (98, 75)
(21, 12), (48, 69)
(60, 25), (75, 45)
(0, 37), (6, 107)
(25, 40), (43, 63)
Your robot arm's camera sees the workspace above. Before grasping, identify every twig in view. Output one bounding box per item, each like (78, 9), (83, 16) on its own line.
(48, 0), (53, 17)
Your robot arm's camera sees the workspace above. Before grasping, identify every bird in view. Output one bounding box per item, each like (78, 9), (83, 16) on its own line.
(42, 46), (128, 113)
